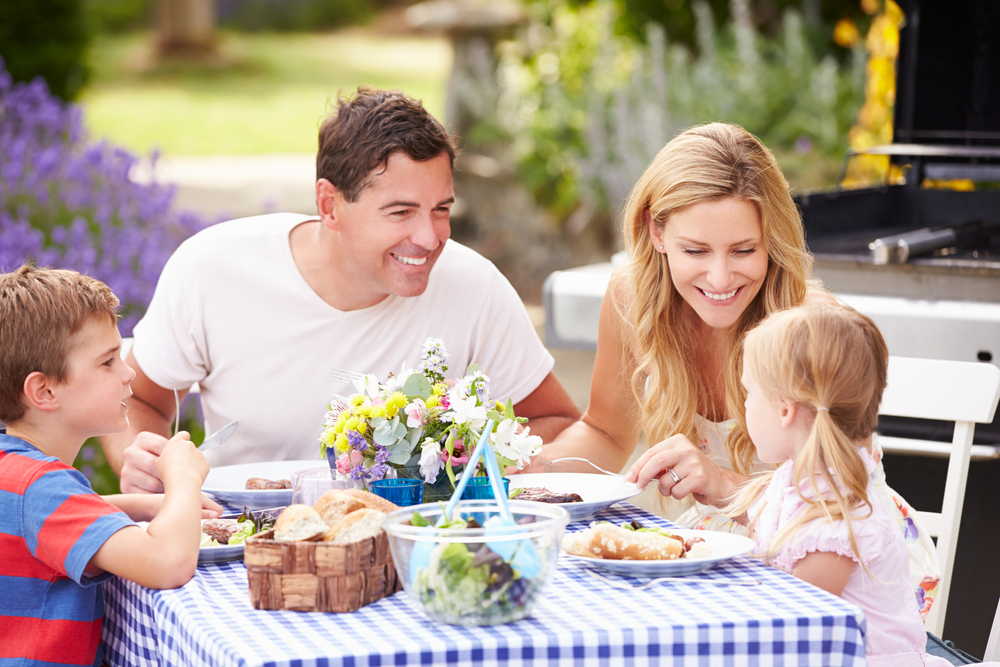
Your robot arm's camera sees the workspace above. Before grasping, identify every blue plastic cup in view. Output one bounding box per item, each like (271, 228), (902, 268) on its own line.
(460, 476), (510, 500)
(370, 478), (425, 507)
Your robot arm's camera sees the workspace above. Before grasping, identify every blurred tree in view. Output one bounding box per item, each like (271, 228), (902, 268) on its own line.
(0, 0), (90, 101)
(156, 0), (217, 57)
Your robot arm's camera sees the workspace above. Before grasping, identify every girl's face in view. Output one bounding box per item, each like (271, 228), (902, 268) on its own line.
(650, 197), (768, 332)
(741, 359), (797, 464)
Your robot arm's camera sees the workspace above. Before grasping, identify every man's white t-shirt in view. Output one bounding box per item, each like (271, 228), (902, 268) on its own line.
(132, 213), (554, 466)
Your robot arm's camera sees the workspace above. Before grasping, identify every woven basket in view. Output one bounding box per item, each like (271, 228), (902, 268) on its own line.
(245, 529), (400, 612)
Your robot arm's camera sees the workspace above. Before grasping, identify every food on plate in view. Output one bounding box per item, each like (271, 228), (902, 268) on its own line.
(202, 518), (241, 544)
(562, 521), (711, 561)
(245, 477), (292, 490)
(201, 507), (281, 547)
(313, 490), (365, 526)
(342, 488), (400, 513)
(510, 486), (584, 503)
(273, 504), (328, 542)
(322, 508), (386, 544)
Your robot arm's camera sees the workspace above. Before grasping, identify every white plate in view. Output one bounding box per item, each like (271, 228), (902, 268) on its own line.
(508, 473), (641, 521)
(138, 520), (246, 565)
(561, 528), (755, 576)
(202, 459), (322, 509)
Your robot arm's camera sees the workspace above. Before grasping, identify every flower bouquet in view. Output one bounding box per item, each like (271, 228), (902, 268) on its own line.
(319, 338), (543, 501)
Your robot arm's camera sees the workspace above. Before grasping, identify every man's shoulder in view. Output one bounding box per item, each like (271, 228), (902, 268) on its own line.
(181, 213), (318, 250)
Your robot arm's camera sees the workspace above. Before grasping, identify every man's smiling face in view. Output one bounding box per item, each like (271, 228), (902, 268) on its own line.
(323, 151), (454, 310)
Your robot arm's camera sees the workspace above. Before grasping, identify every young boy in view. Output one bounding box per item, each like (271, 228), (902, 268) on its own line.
(0, 265), (221, 666)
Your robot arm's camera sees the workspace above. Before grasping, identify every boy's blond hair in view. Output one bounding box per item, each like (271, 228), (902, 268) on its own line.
(725, 304), (889, 564)
(0, 264), (120, 423)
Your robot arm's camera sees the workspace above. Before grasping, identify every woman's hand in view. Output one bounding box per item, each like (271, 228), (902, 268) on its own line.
(623, 434), (746, 507)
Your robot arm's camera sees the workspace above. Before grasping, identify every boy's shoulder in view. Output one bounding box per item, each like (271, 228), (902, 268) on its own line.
(0, 432), (80, 491)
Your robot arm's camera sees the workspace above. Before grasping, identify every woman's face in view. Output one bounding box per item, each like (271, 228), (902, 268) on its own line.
(650, 197), (768, 331)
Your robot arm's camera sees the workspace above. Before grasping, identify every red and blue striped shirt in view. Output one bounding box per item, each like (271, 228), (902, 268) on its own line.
(0, 433), (135, 667)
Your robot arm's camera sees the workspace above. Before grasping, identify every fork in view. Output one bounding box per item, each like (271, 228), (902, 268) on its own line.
(330, 367), (365, 385)
(552, 457), (663, 483)
(585, 569), (760, 590)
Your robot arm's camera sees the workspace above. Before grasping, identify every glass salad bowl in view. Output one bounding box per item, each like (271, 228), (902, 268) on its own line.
(383, 500), (570, 626)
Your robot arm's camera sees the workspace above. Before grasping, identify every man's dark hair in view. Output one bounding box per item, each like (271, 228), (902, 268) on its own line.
(317, 87), (459, 202)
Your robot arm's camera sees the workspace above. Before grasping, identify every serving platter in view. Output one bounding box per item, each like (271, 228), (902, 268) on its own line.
(508, 472), (641, 521)
(202, 459), (323, 509)
(560, 528), (755, 576)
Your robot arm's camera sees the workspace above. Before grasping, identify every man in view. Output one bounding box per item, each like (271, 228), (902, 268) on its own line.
(102, 87), (581, 493)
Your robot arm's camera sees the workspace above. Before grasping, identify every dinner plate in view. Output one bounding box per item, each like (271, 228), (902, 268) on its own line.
(508, 473), (641, 521)
(202, 459), (322, 509)
(138, 520), (246, 565)
(561, 528), (756, 576)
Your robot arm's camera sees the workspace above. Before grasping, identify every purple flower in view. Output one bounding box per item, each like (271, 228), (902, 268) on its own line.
(0, 58), (210, 336)
(347, 429), (368, 452)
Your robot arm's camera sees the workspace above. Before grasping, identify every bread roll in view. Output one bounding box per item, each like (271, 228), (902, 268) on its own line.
(312, 490), (365, 528)
(273, 504), (327, 542)
(322, 508), (386, 544)
(342, 488), (399, 513)
(563, 523), (684, 560)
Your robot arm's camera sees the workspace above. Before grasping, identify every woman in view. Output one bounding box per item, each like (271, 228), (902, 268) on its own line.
(529, 123), (940, 617)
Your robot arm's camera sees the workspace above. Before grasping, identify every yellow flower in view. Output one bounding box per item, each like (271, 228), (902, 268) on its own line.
(334, 413), (347, 433)
(833, 18), (860, 48)
(494, 400), (505, 412)
(321, 428), (337, 448)
(346, 416), (360, 431)
(385, 392), (407, 418)
(355, 405), (372, 418)
(349, 394), (366, 407)
(426, 396), (441, 408)
(335, 433), (349, 453)
(357, 421), (367, 435)
(432, 383), (447, 396)
(371, 405), (386, 418)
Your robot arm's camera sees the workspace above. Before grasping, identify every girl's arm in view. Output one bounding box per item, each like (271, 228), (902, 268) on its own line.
(792, 551), (855, 596)
(519, 273), (644, 474)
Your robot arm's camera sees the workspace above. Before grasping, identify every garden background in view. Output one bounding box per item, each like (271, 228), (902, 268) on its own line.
(0, 0), (900, 494)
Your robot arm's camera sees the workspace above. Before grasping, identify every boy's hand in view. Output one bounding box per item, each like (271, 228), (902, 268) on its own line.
(155, 432), (209, 488)
(120, 431), (170, 494)
(201, 493), (223, 519)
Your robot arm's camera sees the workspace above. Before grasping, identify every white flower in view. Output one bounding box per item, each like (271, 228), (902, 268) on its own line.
(418, 439), (443, 483)
(490, 419), (542, 469)
(352, 373), (382, 399)
(448, 395), (487, 429)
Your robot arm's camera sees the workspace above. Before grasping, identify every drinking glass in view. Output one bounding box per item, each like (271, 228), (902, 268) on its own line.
(291, 469), (354, 507)
(369, 478), (424, 507)
(461, 476), (510, 500)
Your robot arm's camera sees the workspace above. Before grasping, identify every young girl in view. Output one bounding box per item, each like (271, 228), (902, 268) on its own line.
(727, 304), (957, 666)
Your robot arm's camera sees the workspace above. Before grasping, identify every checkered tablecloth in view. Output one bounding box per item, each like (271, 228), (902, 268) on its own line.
(102, 504), (867, 666)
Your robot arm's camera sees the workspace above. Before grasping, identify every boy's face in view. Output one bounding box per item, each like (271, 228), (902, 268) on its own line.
(57, 316), (136, 439)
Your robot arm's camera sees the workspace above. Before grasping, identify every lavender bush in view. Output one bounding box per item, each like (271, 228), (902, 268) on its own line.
(0, 59), (209, 493)
(0, 59), (206, 336)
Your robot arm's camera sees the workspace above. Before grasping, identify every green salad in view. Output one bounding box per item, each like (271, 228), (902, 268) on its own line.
(408, 511), (540, 624)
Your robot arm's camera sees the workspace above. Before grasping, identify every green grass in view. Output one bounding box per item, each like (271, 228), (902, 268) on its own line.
(81, 31), (451, 156)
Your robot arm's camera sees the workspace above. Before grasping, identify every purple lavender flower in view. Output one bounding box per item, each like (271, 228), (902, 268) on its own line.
(347, 429), (368, 452)
(419, 337), (449, 383)
(349, 464), (371, 482)
(0, 58), (209, 336)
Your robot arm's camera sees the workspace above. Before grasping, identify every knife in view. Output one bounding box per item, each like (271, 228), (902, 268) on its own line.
(199, 420), (239, 452)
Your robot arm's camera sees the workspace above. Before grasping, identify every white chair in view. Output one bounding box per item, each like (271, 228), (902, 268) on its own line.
(877, 356), (1000, 637)
(986, 595), (1000, 661)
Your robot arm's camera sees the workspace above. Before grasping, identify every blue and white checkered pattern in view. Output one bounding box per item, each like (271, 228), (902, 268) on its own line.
(102, 504), (867, 666)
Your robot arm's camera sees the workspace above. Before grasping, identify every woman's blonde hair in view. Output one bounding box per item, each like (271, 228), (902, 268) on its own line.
(726, 304), (888, 563)
(620, 122), (813, 474)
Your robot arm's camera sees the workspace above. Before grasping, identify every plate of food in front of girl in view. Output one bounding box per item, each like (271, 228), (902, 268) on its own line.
(561, 522), (755, 576)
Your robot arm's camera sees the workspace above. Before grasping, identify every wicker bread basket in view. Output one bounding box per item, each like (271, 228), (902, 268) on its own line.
(245, 528), (401, 612)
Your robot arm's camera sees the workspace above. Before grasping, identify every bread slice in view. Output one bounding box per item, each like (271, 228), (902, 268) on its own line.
(322, 508), (386, 544)
(273, 504), (328, 542)
(312, 490), (365, 528)
(342, 488), (399, 513)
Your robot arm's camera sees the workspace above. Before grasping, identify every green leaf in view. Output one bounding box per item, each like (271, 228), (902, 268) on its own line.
(410, 511), (430, 527)
(486, 409), (502, 422)
(504, 399), (515, 420)
(374, 416), (401, 446)
(465, 363), (479, 376)
(402, 373), (432, 399)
